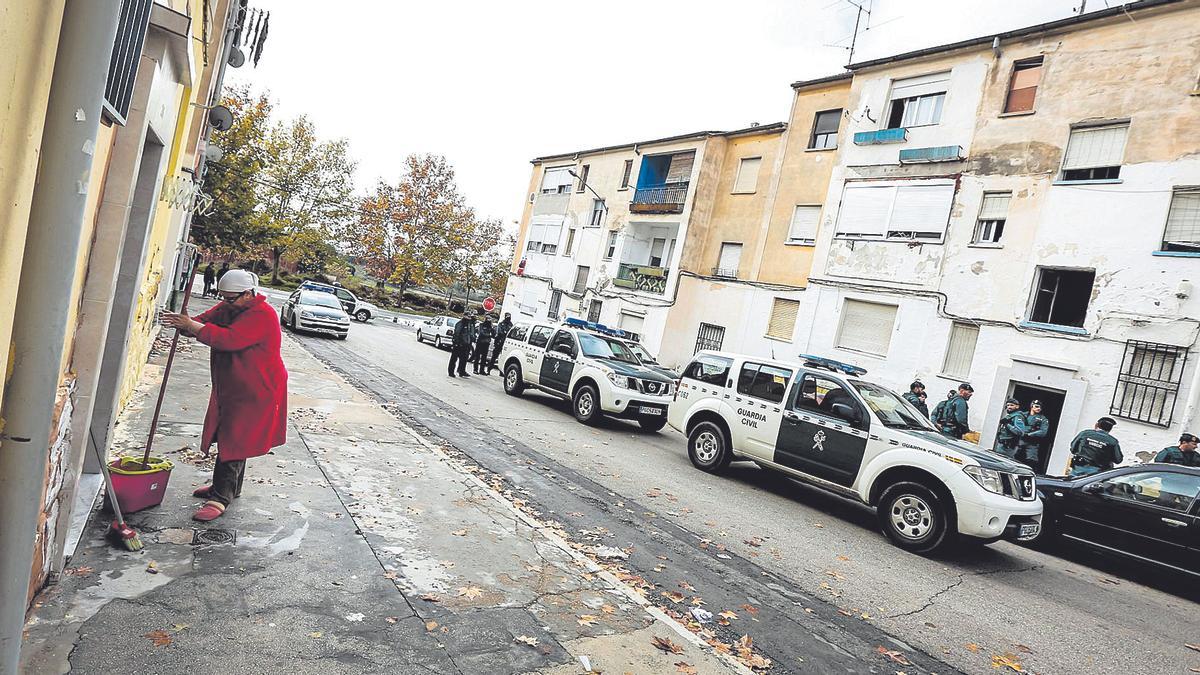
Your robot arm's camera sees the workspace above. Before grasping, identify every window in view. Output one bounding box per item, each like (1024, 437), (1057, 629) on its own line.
(618, 312), (644, 340)
(714, 242), (742, 278)
(541, 166), (574, 194)
(508, 324), (530, 342)
(576, 165), (589, 193)
(564, 227), (577, 256)
(733, 157), (762, 194)
(666, 152), (695, 183)
(1060, 123), (1128, 182)
(887, 72), (949, 128)
(809, 109), (842, 149)
(103, 0), (153, 125)
(973, 192), (1012, 244)
(1004, 57), (1043, 114)
(526, 219), (563, 254)
(788, 205), (821, 244)
(794, 374), (860, 421)
(1162, 187), (1200, 252)
(1028, 267), (1095, 329)
(766, 298), (800, 341)
(941, 322), (979, 379)
(587, 299), (602, 323)
(620, 159), (634, 189)
(604, 231), (618, 260)
(683, 355), (733, 386)
(695, 323), (726, 353)
(549, 330), (577, 356)
(572, 266), (589, 294)
(590, 199), (605, 228)
(835, 181), (955, 241)
(1111, 340), (1187, 427)
(836, 299), (897, 356)
(548, 290), (562, 320)
(649, 238), (667, 267)
(1096, 471), (1200, 512)
(737, 363), (793, 403)
(528, 325), (554, 348)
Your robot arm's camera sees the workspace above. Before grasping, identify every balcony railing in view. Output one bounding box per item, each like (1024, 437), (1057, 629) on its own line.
(853, 128), (908, 145)
(710, 267), (738, 279)
(630, 182), (689, 214)
(898, 145), (963, 163)
(614, 263), (670, 294)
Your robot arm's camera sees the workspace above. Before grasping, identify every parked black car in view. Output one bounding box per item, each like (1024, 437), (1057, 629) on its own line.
(1034, 464), (1200, 577)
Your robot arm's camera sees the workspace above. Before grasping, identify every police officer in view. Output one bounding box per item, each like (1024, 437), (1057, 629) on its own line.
(472, 315), (496, 374)
(1154, 432), (1200, 466)
(1068, 416), (1122, 477)
(903, 380), (929, 417)
(940, 383), (973, 439)
(447, 312), (477, 378)
(488, 313), (513, 374)
(1018, 400), (1051, 470)
(994, 397), (1026, 458)
(931, 389), (955, 429)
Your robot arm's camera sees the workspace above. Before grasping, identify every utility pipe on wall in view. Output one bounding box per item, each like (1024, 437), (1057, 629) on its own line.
(0, 2), (122, 672)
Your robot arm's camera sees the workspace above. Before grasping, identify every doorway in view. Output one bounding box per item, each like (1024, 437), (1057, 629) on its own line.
(1009, 383), (1065, 474)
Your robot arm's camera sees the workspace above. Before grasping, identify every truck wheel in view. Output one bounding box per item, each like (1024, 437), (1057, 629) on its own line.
(638, 417), (668, 432)
(504, 363), (525, 396)
(688, 421), (731, 473)
(355, 309), (370, 322)
(877, 481), (952, 554)
(572, 384), (601, 425)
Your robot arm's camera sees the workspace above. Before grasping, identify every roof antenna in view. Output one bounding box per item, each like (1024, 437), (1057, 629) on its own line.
(846, 0), (872, 63)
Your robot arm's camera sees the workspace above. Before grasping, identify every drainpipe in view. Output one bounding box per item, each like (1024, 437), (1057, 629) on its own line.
(0, 2), (122, 672)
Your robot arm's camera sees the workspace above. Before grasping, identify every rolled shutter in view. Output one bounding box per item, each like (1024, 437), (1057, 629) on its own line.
(1062, 125), (1128, 170)
(666, 152), (695, 183)
(1164, 188), (1200, 247)
(836, 299), (897, 356)
(789, 205), (821, 242)
(733, 157), (762, 193)
(767, 298), (800, 340)
(978, 193), (1012, 220)
(941, 322), (979, 379)
(836, 185), (894, 237)
(889, 184), (954, 237)
(718, 243), (743, 272)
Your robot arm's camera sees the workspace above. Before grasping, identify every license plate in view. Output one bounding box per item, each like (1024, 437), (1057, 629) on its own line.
(1018, 522), (1040, 540)
(640, 407), (664, 416)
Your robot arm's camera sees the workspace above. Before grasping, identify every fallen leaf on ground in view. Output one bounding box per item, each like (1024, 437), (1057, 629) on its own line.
(385, 617), (399, 624)
(876, 646), (912, 666)
(719, 610), (738, 620)
(577, 615), (598, 626)
(418, 594), (441, 603)
(991, 653), (1026, 673)
(675, 662), (698, 674)
(344, 613), (365, 622)
(451, 529), (468, 536)
(383, 571), (399, 580)
(825, 570), (846, 581)
(739, 604), (760, 616)
(425, 621), (438, 631)
(515, 635), (539, 647)
(457, 586), (483, 600)
(308, 632), (322, 638)
(744, 537), (763, 547)
(171, 623), (189, 632)
(144, 630), (172, 647)
(836, 555), (850, 561)
(678, 581), (696, 592)
(64, 566), (94, 577)
(601, 604), (616, 614)
(652, 635), (684, 654)
(965, 643), (981, 653)
(1014, 644), (1033, 654)
(838, 609), (854, 617)
(661, 590), (685, 603)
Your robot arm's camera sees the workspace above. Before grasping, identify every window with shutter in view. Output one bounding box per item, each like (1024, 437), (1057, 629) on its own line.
(941, 322), (979, 378)
(836, 185), (893, 238)
(541, 167), (574, 193)
(836, 299), (897, 356)
(620, 159), (634, 189)
(973, 192), (1012, 244)
(733, 157), (762, 193)
(564, 228), (577, 256)
(835, 181), (955, 241)
(619, 312), (644, 339)
(1004, 57), (1043, 113)
(887, 72), (950, 128)
(604, 231), (618, 260)
(788, 205), (821, 244)
(766, 298), (800, 340)
(103, 0), (154, 125)
(1060, 124), (1128, 182)
(1161, 187), (1200, 252)
(715, 243), (742, 278)
(576, 165), (590, 193)
(590, 199), (605, 228)
(573, 266), (590, 294)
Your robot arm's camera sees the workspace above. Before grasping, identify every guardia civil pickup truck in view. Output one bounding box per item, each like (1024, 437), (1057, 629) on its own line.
(499, 318), (676, 431)
(668, 352), (1042, 554)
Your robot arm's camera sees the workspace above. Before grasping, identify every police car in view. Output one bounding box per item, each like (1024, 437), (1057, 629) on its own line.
(668, 352), (1042, 553)
(499, 318), (676, 431)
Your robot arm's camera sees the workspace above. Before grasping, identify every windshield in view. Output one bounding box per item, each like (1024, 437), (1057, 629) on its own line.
(849, 380), (936, 431)
(628, 343), (658, 364)
(578, 333), (640, 364)
(300, 292), (342, 309)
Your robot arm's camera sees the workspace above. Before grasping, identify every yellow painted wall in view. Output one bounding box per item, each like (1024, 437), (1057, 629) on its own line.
(0, 0), (67, 425)
(758, 79), (850, 286)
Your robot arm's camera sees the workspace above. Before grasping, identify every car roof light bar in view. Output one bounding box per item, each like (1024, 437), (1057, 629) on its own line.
(799, 354), (868, 376)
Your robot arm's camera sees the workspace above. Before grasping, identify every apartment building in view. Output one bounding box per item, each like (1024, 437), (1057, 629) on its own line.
(801, 0), (1200, 474)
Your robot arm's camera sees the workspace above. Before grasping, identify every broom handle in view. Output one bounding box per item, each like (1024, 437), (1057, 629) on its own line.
(141, 253), (200, 468)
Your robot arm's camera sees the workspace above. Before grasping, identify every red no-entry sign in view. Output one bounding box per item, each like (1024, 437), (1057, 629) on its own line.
(483, 297), (496, 312)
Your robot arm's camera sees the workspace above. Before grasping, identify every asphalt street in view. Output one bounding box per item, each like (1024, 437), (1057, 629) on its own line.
(286, 313), (1200, 675)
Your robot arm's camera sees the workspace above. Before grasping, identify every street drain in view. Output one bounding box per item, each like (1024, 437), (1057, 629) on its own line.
(192, 528), (236, 546)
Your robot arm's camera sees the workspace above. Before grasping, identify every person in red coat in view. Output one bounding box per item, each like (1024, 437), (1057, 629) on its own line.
(163, 269), (288, 522)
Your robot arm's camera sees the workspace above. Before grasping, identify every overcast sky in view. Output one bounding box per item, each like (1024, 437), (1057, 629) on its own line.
(229, 0), (1103, 230)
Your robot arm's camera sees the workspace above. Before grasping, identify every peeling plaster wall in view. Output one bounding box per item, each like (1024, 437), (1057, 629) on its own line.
(28, 379), (75, 605)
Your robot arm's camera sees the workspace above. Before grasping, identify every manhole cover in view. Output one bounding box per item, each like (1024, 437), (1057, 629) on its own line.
(192, 528), (236, 546)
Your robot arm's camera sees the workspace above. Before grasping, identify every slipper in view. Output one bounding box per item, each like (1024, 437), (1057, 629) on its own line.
(192, 485), (213, 498)
(192, 501), (226, 522)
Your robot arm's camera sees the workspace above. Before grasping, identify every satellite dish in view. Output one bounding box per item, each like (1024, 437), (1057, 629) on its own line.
(227, 46), (246, 68)
(205, 143), (224, 163)
(208, 105), (234, 132)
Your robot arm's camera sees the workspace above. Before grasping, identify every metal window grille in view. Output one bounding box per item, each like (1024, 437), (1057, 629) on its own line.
(103, 0), (154, 125)
(694, 323), (726, 354)
(1110, 340), (1188, 427)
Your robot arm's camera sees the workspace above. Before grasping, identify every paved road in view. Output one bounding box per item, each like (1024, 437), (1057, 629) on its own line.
(286, 315), (1200, 675)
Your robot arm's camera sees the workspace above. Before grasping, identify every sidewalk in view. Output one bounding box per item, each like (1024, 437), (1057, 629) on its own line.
(20, 305), (737, 674)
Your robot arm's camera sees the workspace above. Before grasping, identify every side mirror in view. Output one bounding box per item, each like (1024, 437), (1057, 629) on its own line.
(830, 403), (860, 424)
(1082, 482), (1104, 495)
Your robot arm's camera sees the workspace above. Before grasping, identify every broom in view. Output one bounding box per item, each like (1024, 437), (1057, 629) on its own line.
(140, 251), (200, 469)
(89, 429), (142, 552)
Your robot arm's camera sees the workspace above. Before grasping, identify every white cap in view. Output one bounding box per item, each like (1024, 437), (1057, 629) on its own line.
(216, 269), (258, 293)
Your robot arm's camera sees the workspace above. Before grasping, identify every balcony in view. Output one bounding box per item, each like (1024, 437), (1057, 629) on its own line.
(853, 128), (908, 145)
(899, 145), (963, 163)
(710, 266), (738, 279)
(631, 182), (689, 214)
(614, 263), (670, 294)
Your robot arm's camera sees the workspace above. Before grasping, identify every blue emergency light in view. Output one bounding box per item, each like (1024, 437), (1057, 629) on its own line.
(799, 354), (868, 377)
(564, 317), (627, 339)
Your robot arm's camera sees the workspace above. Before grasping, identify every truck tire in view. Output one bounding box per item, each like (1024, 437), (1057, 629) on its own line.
(877, 481), (952, 554)
(355, 309), (370, 322)
(572, 384), (601, 425)
(687, 421), (731, 473)
(504, 362), (525, 396)
(638, 416), (668, 432)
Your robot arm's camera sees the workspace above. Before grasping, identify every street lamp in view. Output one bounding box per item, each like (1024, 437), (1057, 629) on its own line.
(567, 168), (609, 227)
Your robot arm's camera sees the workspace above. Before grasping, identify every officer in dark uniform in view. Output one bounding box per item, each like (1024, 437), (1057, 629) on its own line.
(940, 383), (973, 439)
(931, 389), (956, 429)
(994, 397), (1026, 458)
(903, 380), (929, 417)
(1018, 400), (1051, 470)
(1154, 433), (1200, 466)
(1068, 417), (1122, 477)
